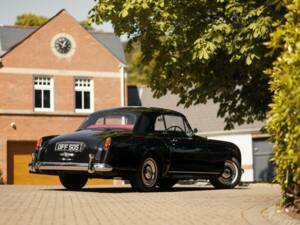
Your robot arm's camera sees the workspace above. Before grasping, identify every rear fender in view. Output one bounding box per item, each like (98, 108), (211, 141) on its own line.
(141, 142), (170, 177)
(41, 135), (58, 148)
(36, 135), (59, 161)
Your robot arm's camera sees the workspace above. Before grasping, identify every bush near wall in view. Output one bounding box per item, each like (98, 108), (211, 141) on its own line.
(266, 0), (300, 208)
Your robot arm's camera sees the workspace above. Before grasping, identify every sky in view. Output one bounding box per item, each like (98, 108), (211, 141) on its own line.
(0, 0), (114, 32)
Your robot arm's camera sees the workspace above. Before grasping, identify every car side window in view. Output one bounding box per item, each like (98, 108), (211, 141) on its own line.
(164, 114), (186, 133)
(154, 115), (165, 131)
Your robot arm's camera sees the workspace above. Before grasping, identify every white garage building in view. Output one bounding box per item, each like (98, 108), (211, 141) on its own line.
(128, 86), (275, 182)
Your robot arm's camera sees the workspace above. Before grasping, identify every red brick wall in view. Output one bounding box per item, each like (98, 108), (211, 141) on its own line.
(54, 76), (74, 111)
(0, 10), (127, 183)
(1, 11), (120, 72)
(0, 74), (122, 112)
(0, 74), (33, 110)
(0, 115), (85, 140)
(94, 77), (121, 109)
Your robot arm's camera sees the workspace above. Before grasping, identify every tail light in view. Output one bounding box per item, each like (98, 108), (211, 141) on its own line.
(103, 137), (111, 151)
(35, 138), (42, 150)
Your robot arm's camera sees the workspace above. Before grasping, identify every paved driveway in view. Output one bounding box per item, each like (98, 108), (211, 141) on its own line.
(0, 183), (299, 225)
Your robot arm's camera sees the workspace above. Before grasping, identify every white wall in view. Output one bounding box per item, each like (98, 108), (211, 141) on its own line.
(206, 134), (254, 182)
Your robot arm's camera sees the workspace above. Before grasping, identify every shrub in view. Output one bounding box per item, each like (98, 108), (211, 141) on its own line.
(266, 0), (300, 207)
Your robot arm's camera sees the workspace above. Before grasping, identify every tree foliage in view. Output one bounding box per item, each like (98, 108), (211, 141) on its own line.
(266, 0), (300, 207)
(124, 42), (150, 85)
(15, 14), (94, 31)
(90, 0), (286, 129)
(15, 13), (48, 27)
(80, 19), (94, 30)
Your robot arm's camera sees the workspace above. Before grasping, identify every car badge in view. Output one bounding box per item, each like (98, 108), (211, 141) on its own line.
(59, 152), (75, 157)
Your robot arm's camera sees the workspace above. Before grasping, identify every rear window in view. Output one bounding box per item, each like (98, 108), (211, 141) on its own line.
(79, 112), (137, 131)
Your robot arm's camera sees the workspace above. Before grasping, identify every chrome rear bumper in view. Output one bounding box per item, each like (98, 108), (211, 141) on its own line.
(29, 153), (112, 173)
(32, 162), (112, 172)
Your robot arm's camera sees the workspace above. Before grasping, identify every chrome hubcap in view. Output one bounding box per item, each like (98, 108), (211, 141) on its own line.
(222, 168), (232, 179)
(141, 158), (158, 187)
(219, 160), (239, 185)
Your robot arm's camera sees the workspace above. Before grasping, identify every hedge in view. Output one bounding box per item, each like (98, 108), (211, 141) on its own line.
(266, 0), (300, 207)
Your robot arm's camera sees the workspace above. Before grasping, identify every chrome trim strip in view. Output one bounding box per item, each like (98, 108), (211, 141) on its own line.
(94, 164), (112, 172)
(168, 171), (220, 175)
(36, 162), (113, 172)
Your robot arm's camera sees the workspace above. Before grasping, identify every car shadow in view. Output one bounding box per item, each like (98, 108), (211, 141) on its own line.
(43, 185), (248, 193)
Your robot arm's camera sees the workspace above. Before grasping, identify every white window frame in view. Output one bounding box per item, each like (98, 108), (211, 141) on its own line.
(33, 76), (54, 112)
(74, 78), (94, 113)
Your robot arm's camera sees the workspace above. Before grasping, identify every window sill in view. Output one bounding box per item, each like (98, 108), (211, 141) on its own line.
(0, 109), (89, 117)
(34, 108), (54, 113)
(75, 109), (93, 113)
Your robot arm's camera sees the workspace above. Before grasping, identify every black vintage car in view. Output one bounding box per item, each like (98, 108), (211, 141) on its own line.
(29, 107), (242, 192)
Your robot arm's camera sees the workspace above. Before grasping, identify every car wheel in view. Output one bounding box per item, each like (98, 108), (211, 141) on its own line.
(158, 178), (178, 190)
(59, 174), (88, 190)
(130, 156), (159, 192)
(210, 157), (241, 189)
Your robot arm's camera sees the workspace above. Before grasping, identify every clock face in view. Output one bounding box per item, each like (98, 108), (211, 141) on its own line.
(54, 37), (72, 54)
(51, 33), (76, 58)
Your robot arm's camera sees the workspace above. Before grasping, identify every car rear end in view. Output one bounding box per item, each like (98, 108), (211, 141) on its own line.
(29, 108), (139, 190)
(29, 131), (113, 176)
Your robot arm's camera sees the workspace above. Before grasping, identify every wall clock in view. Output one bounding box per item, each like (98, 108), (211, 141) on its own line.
(51, 33), (76, 58)
(55, 37), (72, 54)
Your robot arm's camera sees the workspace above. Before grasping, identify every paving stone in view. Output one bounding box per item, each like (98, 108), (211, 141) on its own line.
(0, 184), (298, 225)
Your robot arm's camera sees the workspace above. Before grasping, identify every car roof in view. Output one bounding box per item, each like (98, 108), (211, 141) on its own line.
(92, 106), (184, 116)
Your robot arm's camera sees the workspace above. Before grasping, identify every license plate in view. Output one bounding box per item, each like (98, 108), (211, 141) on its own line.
(55, 142), (85, 152)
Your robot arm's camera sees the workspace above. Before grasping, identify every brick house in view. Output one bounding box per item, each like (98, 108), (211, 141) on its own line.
(0, 10), (127, 184)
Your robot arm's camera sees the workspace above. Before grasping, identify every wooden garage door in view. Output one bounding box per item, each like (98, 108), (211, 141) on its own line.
(8, 141), (113, 185)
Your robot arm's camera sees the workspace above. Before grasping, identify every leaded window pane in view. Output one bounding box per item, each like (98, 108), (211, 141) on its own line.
(75, 91), (82, 109)
(43, 90), (50, 108)
(84, 91), (90, 109)
(35, 90), (42, 108)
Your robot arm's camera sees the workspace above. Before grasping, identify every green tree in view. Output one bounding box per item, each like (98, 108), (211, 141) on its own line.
(124, 42), (149, 85)
(15, 13), (48, 27)
(80, 19), (94, 30)
(90, 0), (286, 129)
(266, 0), (300, 207)
(15, 14), (95, 31)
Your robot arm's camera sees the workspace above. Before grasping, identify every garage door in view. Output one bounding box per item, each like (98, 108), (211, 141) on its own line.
(253, 138), (275, 182)
(7, 141), (113, 185)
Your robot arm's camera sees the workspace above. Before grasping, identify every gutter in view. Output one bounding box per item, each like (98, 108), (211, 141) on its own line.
(0, 25), (3, 57)
(119, 64), (127, 107)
